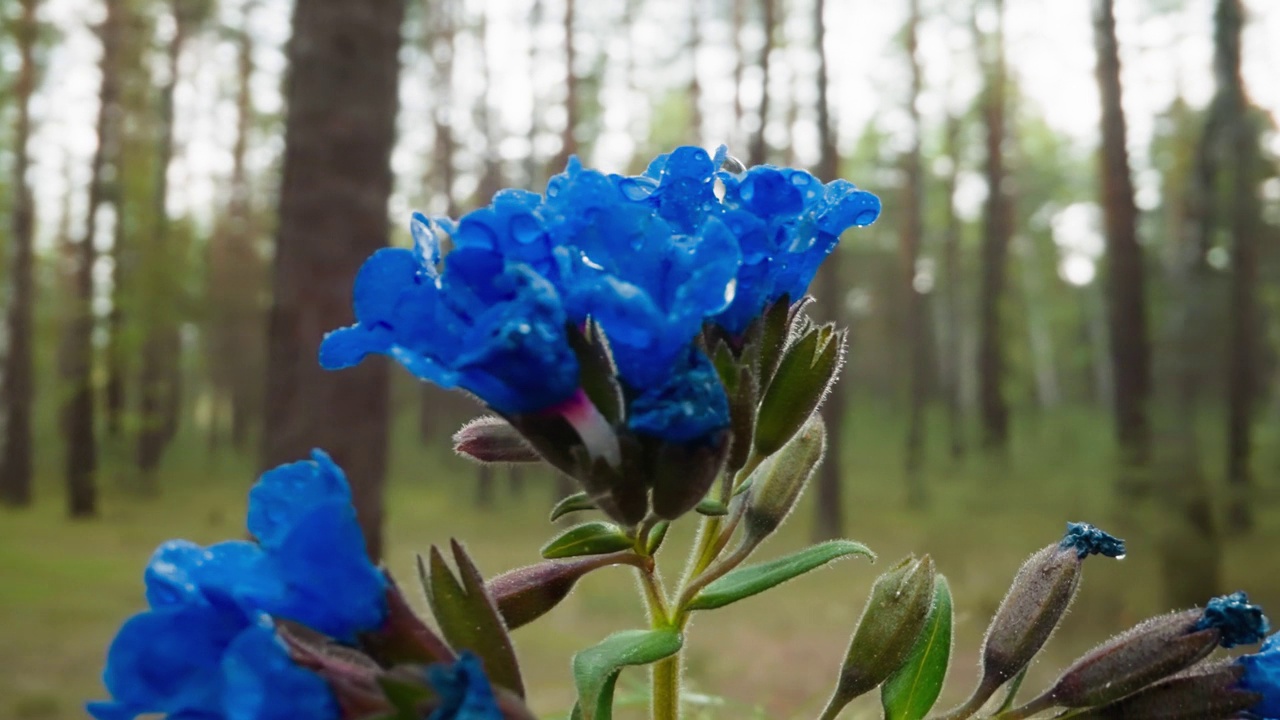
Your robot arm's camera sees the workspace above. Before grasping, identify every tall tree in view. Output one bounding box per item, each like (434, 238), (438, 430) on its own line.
(901, 0), (929, 506)
(940, 114), (966, 459)
(811, 0), (844, 541)
(262, 0), (405, 560)
(730, 0), (746, 148)
(550, 0), (577, 172)
(0, 0), (41, 507)
(1218, 0), (1261, 532)
(747, 0), (776, 167)
(62, 0), (124, 517)
(137, 0), (212, 484)
(207, 1), (267, 452)
(687, 1), (702, 143)
(975, 0), (1012, 453)
(1092, 0), (1152, 489)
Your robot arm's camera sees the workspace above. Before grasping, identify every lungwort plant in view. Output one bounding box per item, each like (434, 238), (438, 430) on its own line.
(92, 147), (1280, 720)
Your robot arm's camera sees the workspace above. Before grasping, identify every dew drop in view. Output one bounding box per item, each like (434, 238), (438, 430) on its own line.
(853, 209), (879, 226)
(619, 176), (659, 201)
(713, 178), (727, 201)
(720, 155), (746, 174)
(511, 214), (542, 245)
(1115, 553), (1126, 560)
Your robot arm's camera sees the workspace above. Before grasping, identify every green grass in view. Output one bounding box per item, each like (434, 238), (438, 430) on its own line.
(2, 403), (1277, 719)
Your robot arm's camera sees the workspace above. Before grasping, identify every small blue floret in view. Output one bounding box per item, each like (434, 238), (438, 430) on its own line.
(628, 348), (731, 442)
(1197, 591), (1270, 648)
(1239, 632), (1280, 718)
(426, 652), (503, 720)
(1059, 522), (1126, 559)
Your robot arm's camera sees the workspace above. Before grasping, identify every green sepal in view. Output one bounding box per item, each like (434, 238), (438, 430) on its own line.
(646, 521), (670, 556)
(420, 541), (525, 698)
(541, 522), (634, 559)
(755, 295), (793, 388)
(566, 320), (623, 423)
(754, 323), (844, 457)
(572, 628), (683, 720)
(686, 539), (875, 611)
(695, 498), (730, 516)
(550, 491), (596, 522)
(376, 671), (435, 717)
(881, 575), (954, 720)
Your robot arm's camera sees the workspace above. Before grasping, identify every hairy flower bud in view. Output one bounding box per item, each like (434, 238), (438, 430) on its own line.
(744, 416), (826, 540)
(1075, 662), (1262, 720)
(823, 556), (937, 718)
(486, 555), (637, 631)
(453, 416), (542, 464)
(1012, 592), (1268, 717)
(944, 523), (1124, 718)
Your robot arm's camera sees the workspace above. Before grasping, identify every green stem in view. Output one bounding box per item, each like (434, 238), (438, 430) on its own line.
(651, 653), (681, 720)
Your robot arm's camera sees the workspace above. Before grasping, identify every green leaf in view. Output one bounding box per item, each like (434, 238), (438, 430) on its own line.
(573, 629), (683, 720)
(686, 539), (874, 611)
(422, 541), (525, 697)
(550, 491), (596, 522)
(695, 497), (730, 516)
(541, 522), (634, 559)
(881, 575), (954, 720)
(754, 324), (845, 457)
(645, 521), (670, 556)
(377, 672), (435, 716)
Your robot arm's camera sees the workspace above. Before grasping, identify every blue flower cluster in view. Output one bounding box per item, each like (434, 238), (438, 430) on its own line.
(89, 451), (387, 720)
(1197, 590), (1271, 649)
(1241, 632), (1280, 719)
(322, 147), (879, 445)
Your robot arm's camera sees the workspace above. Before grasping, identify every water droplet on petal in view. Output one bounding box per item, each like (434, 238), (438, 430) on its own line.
(723, 278), (737, 304)
(619, 176), (659, 201)
(1115, 553), (1126, 560)
(720, 155), (746, 174)
(511, 214), (542, 245)
(853, 209), (879, 226)
(713, 178), (726, 201)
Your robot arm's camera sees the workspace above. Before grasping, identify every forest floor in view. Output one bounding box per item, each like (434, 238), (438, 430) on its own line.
(2, 406), (1278, 719)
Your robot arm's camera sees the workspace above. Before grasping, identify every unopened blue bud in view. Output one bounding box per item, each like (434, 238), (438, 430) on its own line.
(1197, 591), (1270, 649)
(1059, 522), (1125, 559)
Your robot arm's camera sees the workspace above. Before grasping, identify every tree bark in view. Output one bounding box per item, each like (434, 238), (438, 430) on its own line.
(62, 0), (124, 518)
(940, 114), (965, 460)
(1093, 0), (1152, 490)
(811, 0), (844, 541)
(550, 0), (577, 173)
(1218, 0), (1259, 532)
(976, 0), (1011, 453)
(419, 0), (458, 444)
(262, 0), (404, 561)
(747, 0), (776, 167)
(0, 0), (40, 507)
(901, 0), (928, 508)
(687, 2), (702, 143)
(730, 0), (745, 149)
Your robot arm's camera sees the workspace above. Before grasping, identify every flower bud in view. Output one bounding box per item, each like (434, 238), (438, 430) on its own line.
(824, 556), (937, 716)
(1014, 592), (1267, 716)
(453, 416), (541, 464)
(359, 577), (456, 666)
(1075, 662), (1262, 720)
(754, 323), (845, 457)
(486, 557), (623, 630)
(744, 416), (826, 540)
(981, 524), (1125, 688)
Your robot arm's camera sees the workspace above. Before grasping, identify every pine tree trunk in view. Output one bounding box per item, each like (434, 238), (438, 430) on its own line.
(901, 0), (928, 508)
(687, 2), (702, 143)
(0, 0), (40, 508)
(811, 0), (844, 541)
(63, 0), (124, 518)
(1093, 0), (1152, 494)
(262, 0), (404, 561)
(747, 0), (775, 167)
(550, 0), (577, 173)
(1218, 0), (1258, 533)
(976, 0), (1011, 453)
(940, 115), (965, 460)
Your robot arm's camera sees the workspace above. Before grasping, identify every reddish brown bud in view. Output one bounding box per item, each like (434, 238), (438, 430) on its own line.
(453, 416), (541, 464)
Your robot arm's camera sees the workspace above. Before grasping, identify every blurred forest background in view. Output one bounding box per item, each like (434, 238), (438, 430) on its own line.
(1, 0), (1279, 717)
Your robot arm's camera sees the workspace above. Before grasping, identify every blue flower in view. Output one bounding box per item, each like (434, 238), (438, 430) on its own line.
(628, 348), (730, 443)
(426, 652), (503, 720)
(1197, 591), (1270, 648)
(320, 236), (580, 415)
(1240, 632), (1280, 719)
(712, 160), (881, 334)
(91, 451), (383, 719)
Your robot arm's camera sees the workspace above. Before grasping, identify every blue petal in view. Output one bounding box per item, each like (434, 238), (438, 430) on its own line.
(426, 652), (503, 720)
(145, 539), (271, 611)
(628, 349), (730, 443)
(1240, 633), (1280, 718)
(100, 605), (247, 716)
(222, 621), (340, 720)
(263, 498), (387, 641)
(248, 450), (352, 551)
